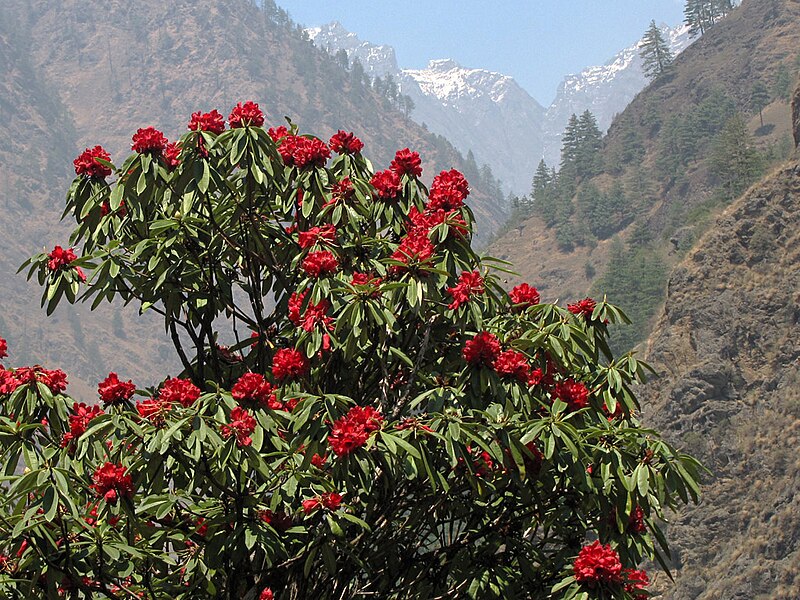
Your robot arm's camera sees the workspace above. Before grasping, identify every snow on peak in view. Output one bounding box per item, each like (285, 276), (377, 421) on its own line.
(404, 60), (520, 106)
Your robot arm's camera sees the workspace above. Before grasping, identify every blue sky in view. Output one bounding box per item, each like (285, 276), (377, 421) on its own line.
(277, 1), (685, 105)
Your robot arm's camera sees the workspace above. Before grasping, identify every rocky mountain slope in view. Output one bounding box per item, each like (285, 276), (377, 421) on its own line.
(640, 157), (800, 599)
(0, 0), (507, 397)
(307, 21), (691, 192)
(489, 0), (799, 336)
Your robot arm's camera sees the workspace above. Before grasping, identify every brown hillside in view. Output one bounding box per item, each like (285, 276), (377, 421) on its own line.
(641, 160), (800, 599)
(488, 0), (799, 316)
(0, 0), (505, 397)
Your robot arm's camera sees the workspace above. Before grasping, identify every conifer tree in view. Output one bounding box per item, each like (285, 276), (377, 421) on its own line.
(711, 113), (764, 199)
(576, 110), (603, 178)
(750, 81), (770, 127)
(531, 159), (551, 205)
(560, 114), (581, 171)
(640, 20), (674, 80)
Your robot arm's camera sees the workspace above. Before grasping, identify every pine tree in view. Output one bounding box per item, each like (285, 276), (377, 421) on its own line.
(710, 113), (764, 199)
(576, 110), (603, 178)
(750, 81), (770, 127)
(531, 159), (551, 205)
(560, 114), (581, 171)
(640, 20), (674, 80)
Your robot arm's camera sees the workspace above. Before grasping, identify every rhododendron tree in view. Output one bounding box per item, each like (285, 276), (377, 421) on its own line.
(2, 104), (702, 599)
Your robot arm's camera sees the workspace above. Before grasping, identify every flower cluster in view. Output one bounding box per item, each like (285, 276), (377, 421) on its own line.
(568, 297), (597, 319)
(624, 569), (650, 600)
(61, 402), (104, 448)
(220, 406), (257, 447)
(370, 169), (401, 200)
(98, 373), (136, 406)
(493, 349), (530, 382)
(231, 373), (278, 409)
(462, 331), (502, 367)
(301, 250), (339, 278)
(327, 177), (354, 206)
(272, 348), (309, 382)
(91, 462), (134, 505)
(288, 290), (334, 334)
(268, 126), (288, 142)
(73, 146), (112, 179)
(389, 229), (435, 273)
(229, 101), (265, 128)
(329, 130), (364, 155)
(0, 366), (68, 395)
(131, 126), (168, 155)
(390, 148), (422, 177)
(446, 270), (484, 310)
(428, 168), (469, 211)
(0, 337), (6, 360)
(350, 272), (382, 298)
(278, 135), (331, 168)
(188, 109), (225, 134)
(163, 142), (181, 170)
(158, 378), (201, 408)
(573, 540), (623, 585)
(553, 378), (590, 411)
(302, 491), (342, 514)
(509, 283), (540, 310)
(297, 224), (336, 249)
(47, 246), (86, 281)
(328, 406), (384, 457)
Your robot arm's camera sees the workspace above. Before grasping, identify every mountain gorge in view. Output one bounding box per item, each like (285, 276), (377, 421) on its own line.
(0, 0), (507, 397)
(307, 21), (691, 193)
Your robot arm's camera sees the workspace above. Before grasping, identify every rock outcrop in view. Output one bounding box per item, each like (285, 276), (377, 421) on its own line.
(642, 161), (800, 598)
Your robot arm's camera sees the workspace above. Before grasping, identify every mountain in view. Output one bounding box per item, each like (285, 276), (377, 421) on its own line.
(640, 157), (800, 599)
(0, 0), (507, 397)
(307, 22), (546, 194)
(305, 21), (694, 193)
(489, 0), (800, 348)
(542, 24), (692, 165)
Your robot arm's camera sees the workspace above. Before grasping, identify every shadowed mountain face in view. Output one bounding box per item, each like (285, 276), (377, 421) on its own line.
(0, 0), (506, 396)
(641, 161), (800, 599)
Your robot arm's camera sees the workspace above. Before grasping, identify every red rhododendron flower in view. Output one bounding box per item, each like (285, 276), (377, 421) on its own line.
(231, 373), (276, 408)
(74, 146), (112, 179)
(47, 246), (85, 281)
(98, 373), (135, 406)
(158, 378), (201, 407)
(288, 290), (333, 333)
(329, 130), (364, 154)
(260, 589), (274, 600)
(509, 283), (540, 310)
(229, 101), (265, 128)
(272, 348), (309, 382)
(220, 406), (257, 447)
(278, 135), (330, 168)
(573, 540), (623, 585)
(328, 405), (384, 457)
(527, 368), (544, 387)
(0, 368), (19, 394)
(298, 224), (336, 249)
(390, 230), (435, 273)
(568, 297), (597, 319)
(370, 169), (401, 200)
(326, 177), (354, 207)
(188, 109), (225, 134)
(350, 272), (382, 298)
(131, 126), (168, 155)
(13, 366), (68, 394)
(412, 207), (469, 238)
(311, 453), (328, 468)
(303, 492), (343, 514)
(446, 270), (484, 310)
(390, 148), (422, 177)
(462, 332), (501, 367)
(553, 378), (590, 411)
(0, 337), (6, 360)
(428, 168), (469, 211)
(91, 462), (133, 505)
(163, 142), (181, 171)
(628, 505), (647, 534)
(268, 126), (289, 141)
(624, 568), (650, 600)
(395, 417), (434, 433)
(61, 402), (104, 447)
(136, 396), (171, 426)
(493, 349), (530, 382)
(301, 250), (339, 278)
